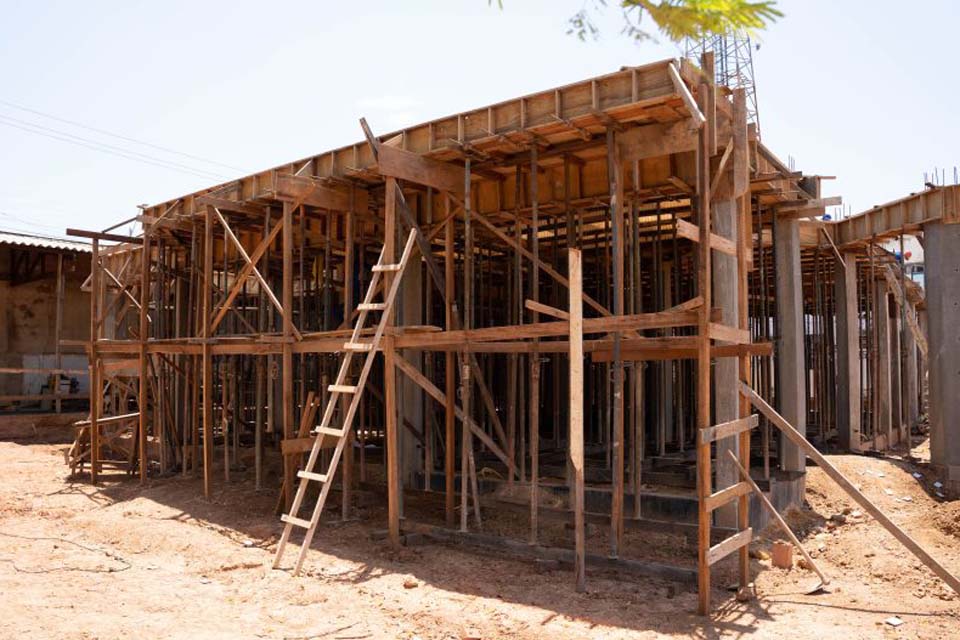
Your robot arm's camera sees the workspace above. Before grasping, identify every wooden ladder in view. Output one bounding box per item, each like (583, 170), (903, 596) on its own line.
(273, 228), (419, 574)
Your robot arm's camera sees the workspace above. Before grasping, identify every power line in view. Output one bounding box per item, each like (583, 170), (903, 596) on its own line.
(0, 208), (73, 234)
(0, 116), (231, 181)
(0, 98), (248, 173)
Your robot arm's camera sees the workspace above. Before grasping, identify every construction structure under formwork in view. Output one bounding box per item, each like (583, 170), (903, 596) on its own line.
(66, 53), (960, 613)
(785, 186), (960, 471)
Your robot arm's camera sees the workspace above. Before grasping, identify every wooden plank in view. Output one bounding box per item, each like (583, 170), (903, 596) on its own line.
(444, 194), (456, 527)
(89, 238), (100, 484)
(700, 414), (758, 444)
(675, 218), (737, 256)
(703, 481), (751, 513)
(195, 195), (265, 217)
(394, 308), (703, 349)
(281, 202), (295, 510)
(695, 63), (713, 615)
(201, 210), (213, 497)
(74, 412), (139, 427)
(667, 62), (705, 127)
(67, 228), (142, 245)
(592, 340), (772, 363)
(740, 382), (960, 596)
(376, 144), (465, 196)
(568, 248), (585, 592)
(707, 527), (752, 566)
(384, 177), (400, 546)
(609, 129), (626, 558)
(138, 228), (150, 483)
(524, 299), (569, 321)
(708, 322), (751, 345)
(618, 120), (696, 163)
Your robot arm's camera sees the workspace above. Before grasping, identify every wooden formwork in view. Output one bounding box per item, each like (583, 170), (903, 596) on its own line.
(67, 53), (836, 613)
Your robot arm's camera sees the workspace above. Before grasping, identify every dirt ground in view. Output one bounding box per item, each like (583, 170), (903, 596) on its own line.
(0, 423), (958, 639)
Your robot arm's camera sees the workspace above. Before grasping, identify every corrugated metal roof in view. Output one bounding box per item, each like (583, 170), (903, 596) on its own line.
(0, 230), (91, 253)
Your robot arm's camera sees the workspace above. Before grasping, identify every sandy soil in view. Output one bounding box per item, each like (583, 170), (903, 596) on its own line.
(0, 429), (958, 639)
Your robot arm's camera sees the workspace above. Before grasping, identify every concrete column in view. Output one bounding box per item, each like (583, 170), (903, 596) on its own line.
(874, 288), (892, 443)
(904, 302), (919, 431)
(712, 199), (739, 526)
(400, 225), (424, 490)
(835, 251), (861, 451)
(889, 309), (903, 442)
(774, 216), (806, 473)
(924, 221), (960, 490)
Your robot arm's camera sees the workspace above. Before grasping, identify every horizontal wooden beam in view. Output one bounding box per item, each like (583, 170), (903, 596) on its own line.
(591, 340), (772, 363)
(196, 195), (267, 217)
(66, 228), (141, 245)
(704, 481), (751, 513)
(708, 322), (751, 344)
(700, 414), (758, 445)
(393, 309), (705, 349)
(707, 527), (752, 566)
(271, 173), (367, 212)
(376, 144), (465, 196)
(675, 218), (737, 256)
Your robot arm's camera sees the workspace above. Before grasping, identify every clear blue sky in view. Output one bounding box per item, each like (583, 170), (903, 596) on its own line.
(0, 0), (957, 237)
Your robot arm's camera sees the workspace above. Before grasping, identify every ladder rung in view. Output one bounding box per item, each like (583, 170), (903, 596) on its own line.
(314, 426), (344, 438)
(358, 302), (386, 311)
(372, 263), (401, 272)
(328, 384), (357, 394)
(281, 514), (312, 529)
(297, 470), (328, 482)
(343, 342), (373, 352)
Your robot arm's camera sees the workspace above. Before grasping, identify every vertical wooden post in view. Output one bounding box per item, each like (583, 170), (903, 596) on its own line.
(529, 146), (540, 545)
(202, 207), (214, 497)
(423, 188), (434, 491)
(342, 196), (355, 519)
(696, 53), (715, 615)
(460, 159), (474, 533)
(733, 89), (752, 592)
(255, 209), (270, 490)
(139, 226), (151, 482)
(89, 239), (100, 484)
(607, 128), (625, 557)
(384, 177), (400, 546)
(568, 248), (585, 592)
(282, 202), (295, 509)
(444, 193), (456, 526)
(54, 253), (64, 414)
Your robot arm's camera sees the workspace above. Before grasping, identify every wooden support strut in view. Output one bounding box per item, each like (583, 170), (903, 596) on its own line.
(740, 382), (960, 596)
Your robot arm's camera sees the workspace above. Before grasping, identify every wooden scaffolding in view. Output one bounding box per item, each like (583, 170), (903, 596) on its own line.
(67, 53), (837, 613)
